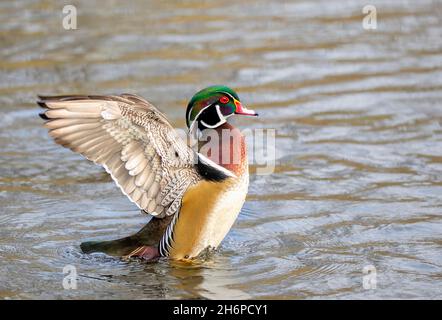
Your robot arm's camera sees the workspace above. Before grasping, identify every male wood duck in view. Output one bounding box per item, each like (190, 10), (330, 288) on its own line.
(38, 85), (258, 261)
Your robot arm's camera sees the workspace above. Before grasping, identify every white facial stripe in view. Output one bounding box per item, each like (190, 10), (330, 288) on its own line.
(188, 105), (206, 128)
(200, 105), (227, 129)
(188, 104), (211, 133)
(201, 105), (225, 128)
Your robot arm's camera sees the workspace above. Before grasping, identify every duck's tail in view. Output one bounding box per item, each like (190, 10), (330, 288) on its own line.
(80, 214), (173, 256)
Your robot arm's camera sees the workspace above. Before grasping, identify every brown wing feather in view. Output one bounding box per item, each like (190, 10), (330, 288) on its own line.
(39, 94), (201, 218)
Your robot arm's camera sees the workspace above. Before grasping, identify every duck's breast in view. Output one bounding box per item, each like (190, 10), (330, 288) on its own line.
(168, 172), (248, 260)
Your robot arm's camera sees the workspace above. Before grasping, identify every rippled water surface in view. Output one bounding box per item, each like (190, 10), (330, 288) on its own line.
(1, 0), (441, 299)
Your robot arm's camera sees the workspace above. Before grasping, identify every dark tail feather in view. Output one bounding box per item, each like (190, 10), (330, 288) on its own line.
(80, 236), (141, 256)
(39, 112), (49, 120)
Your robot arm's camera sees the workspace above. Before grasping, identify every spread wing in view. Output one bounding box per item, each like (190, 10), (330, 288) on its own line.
(38, 93), (208, 218)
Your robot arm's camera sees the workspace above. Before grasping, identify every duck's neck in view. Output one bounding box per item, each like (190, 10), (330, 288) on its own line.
(198, 122), (247, 176)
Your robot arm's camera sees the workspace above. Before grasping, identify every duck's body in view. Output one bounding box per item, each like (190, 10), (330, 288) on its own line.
(169, 123), (249, 259)
(38, 86), (257, 262)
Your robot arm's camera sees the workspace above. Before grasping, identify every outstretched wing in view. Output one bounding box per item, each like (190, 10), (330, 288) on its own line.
(38, 93), (205, 218)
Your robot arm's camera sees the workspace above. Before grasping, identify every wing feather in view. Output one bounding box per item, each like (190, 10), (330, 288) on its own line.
(39, 94), (206, 218)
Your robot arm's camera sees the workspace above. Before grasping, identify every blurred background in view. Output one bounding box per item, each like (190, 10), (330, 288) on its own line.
(0, 0), (441, 299)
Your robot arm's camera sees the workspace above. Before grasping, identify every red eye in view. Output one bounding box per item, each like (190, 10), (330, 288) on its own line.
(219, 96), (229, 104)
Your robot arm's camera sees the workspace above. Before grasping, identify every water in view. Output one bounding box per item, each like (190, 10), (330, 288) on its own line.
(0, 0), (441, 299)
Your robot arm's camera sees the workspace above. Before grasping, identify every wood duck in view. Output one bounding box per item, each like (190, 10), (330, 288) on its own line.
(38, 85), (258, 262)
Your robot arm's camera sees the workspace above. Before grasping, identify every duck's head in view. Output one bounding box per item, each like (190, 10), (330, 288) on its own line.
(186, 85), (257, 132)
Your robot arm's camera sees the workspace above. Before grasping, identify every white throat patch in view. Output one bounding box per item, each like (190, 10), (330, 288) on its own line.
(200, 104), (226, 129)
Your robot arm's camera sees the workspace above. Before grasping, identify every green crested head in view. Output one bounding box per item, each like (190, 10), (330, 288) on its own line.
(186, 85), (257, 131)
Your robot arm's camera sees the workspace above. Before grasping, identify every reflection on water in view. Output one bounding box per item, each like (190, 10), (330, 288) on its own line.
(0, 0), (441, 299)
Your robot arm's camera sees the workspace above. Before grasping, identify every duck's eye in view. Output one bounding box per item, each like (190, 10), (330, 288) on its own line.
(219, 96), (229, 104)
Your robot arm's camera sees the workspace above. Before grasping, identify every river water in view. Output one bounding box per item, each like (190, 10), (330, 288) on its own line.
(0, 0), (441, 299)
